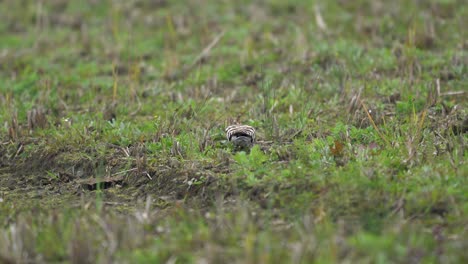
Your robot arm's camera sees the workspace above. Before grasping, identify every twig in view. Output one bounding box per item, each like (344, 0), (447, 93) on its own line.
(112, 168), (138, 175)
(121, 147), (130, 157)
(436, 78), (441, 97)
(145, 172), (153, 180)
(440, 91), (465, 96)
(288, 129), (303, 141)
(359, 99), (390, 146)
(189, 30), (225, 69)
(167, 31), (225, 80)
(129, 93), (143, 116)
(104, 201), (128, 206)
(314, 5), (328, 31)
(13, 144), (24, 159)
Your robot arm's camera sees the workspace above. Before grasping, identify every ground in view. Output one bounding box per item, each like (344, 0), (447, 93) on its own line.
(0, 0), (467, 263)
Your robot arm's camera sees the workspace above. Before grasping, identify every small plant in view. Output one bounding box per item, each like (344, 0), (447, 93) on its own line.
(233, 145), (269, 186)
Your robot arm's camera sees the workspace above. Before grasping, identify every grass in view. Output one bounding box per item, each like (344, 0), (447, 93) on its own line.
(0, 0), (467, 263)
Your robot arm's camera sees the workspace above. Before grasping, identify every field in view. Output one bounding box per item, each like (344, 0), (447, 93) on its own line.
(0, 0), (467, 263)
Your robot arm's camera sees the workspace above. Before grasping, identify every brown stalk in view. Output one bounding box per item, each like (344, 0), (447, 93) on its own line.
(359, 99), (390, 146)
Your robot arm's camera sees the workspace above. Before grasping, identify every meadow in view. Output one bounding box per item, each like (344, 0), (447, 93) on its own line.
(0, 0), (467, 263)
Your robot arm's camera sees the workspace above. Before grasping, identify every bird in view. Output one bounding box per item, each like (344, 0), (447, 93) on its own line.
(225, 125), (256, 150)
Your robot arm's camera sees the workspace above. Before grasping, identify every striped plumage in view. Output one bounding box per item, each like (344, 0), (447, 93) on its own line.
(225, 125), (256, 150)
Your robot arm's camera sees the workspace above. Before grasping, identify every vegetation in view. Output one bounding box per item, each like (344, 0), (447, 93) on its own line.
(0, 0), (466, 263)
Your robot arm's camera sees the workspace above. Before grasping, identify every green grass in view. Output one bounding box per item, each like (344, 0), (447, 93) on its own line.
(0, 0), (467, 263)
